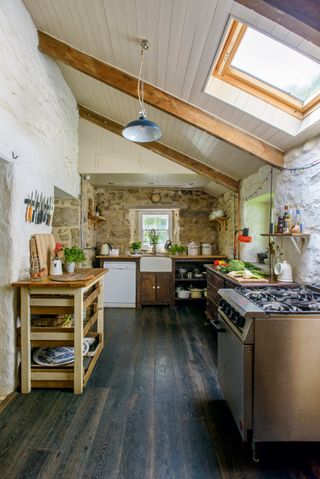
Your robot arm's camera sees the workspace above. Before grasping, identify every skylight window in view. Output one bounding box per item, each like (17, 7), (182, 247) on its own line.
(212, 20), (320, 118)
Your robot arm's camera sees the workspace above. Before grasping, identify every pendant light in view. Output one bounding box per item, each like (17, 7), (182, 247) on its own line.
(122, 39), (162, 143)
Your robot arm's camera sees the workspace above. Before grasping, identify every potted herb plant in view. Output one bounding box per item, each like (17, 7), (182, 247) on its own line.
(168, 244), (186, 255)
(130, 241), (142, 255)
(64, 247), (86, 273)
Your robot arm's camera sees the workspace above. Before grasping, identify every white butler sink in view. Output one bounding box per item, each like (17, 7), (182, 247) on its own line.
(140, 256), (172, 272)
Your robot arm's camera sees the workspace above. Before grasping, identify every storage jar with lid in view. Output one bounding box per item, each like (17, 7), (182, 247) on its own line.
(201, 243), (212, 255)
(187, 242), (199, 256)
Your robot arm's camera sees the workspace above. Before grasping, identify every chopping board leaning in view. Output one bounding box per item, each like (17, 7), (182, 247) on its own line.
(49, 273), (95, 282)
(33, 234), (55, 271)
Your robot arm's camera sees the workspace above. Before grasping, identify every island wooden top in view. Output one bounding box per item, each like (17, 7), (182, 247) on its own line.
(12, 268), (108, 289)
(205, 265), (297, 287)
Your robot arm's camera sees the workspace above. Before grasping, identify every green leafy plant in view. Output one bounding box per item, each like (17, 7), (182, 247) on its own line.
(64, 246), (86, 265)
(168, 244), (186, 255)
(130, 241), (142, 252)
(148, 229), (160, 246)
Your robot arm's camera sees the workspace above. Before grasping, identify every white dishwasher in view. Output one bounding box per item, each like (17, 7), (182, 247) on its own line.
(103, 262), (136, 308)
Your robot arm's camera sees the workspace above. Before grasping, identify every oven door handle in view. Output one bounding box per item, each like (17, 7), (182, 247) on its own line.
(210, 318), (226, 332)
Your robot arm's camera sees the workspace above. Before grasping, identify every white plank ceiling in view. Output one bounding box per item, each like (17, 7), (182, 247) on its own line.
(23, 0), (320, 193)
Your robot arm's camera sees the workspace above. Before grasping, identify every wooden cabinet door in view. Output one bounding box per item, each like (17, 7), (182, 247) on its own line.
(141, 273), (156, 303)
(156, 273), (172, 304)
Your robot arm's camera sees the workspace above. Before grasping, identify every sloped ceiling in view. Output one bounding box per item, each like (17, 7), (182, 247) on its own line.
(23, 0), (320, 195)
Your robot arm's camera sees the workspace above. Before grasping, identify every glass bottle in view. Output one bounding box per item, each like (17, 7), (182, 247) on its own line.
(283, 205), (291, 234)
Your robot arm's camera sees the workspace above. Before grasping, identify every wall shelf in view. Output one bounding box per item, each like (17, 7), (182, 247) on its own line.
(88, 214), (107, 222)
(261, 233), (310, 255)
(209, 216), (227, 231)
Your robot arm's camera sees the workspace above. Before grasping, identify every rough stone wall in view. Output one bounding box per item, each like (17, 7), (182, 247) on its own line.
(241, 134), (320, 283)
(275, 135), (320, 283)
(95, 188), (221, 254)
(52, 199), (81, 247)
(52, 180), (97, 266)
(0, 0), (79, 397)
(217, 191), (238, 258)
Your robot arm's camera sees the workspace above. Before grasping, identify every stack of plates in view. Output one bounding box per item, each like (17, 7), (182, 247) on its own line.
(32, 338), (94, 366)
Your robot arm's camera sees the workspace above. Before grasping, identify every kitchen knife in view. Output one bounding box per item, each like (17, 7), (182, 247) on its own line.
(32, 191), (38, 223)
(46, 196), (53, 226)
(37, 193), (43, 224)
(28, 191), (33, 222)
(43, 196), (48, 224)
(25, 194), (30, 222)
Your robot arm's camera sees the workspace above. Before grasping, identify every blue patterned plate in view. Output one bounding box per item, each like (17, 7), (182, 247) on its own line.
(33, 341), (90, 366)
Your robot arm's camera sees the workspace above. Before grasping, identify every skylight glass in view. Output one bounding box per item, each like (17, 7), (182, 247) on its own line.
(231, 27), (320, 103)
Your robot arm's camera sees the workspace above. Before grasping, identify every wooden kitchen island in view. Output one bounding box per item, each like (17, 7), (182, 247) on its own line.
(12, 268), (107, 394)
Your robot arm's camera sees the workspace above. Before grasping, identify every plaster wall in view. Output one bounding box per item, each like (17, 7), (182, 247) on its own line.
(0, 0), (79, 396)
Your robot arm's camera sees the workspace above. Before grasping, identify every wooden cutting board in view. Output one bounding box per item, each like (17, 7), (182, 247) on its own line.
(49, 273), (95, 282)
(34, 234), (55, 271)
(228, 274), (269, 283)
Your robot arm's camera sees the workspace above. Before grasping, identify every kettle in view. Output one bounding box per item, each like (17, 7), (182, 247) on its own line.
(100, 243), (112, 256)
(274, 260), (293, 282)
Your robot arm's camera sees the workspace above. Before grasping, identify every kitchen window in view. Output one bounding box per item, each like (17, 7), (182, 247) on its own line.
(211, 20), (320, 118)
(138, 210), (173, 249)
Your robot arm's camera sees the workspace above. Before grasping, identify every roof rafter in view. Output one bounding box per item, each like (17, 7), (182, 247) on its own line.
(78, 105), (240, 193)
(38, 31), (284, 168)
(235, 0), (320, 47)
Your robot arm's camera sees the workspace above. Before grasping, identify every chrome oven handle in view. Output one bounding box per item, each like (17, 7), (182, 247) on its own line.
(210, 318), (226, 332)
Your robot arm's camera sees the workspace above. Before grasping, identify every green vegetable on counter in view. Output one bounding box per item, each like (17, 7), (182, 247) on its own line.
(218, 259), (267, 277)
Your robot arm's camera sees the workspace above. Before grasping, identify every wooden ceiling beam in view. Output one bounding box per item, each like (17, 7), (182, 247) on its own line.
(38, 31), (284, 168)
(235, 0), (320, 47)
(78, 105), (240, 193)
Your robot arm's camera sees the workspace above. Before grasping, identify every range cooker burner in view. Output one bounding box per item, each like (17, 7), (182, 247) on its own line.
(237, 286), (320, 314)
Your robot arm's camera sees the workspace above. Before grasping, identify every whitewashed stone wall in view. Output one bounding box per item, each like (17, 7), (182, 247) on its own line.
(241, 134), (320, 283)
(275, 135), (320, 283)
(0, 0), (79, 397)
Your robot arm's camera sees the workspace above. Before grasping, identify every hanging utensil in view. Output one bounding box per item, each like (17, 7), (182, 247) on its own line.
(28, 191), (33, 223)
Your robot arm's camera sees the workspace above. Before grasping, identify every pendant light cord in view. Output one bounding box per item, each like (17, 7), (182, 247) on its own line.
(137, 45), (146, 116)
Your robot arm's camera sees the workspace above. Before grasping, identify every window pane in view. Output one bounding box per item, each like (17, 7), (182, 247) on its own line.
(231, 27), (320, 102)
(140, 212), (171, 248)
(142, 215), (156, 229)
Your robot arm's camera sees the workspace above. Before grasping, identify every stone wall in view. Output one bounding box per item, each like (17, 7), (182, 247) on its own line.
(52, 179), (97, 266)
(275, 135), (320, 283)
(241, 134), (320, 282)
(216, 191), (238, 258)
(95, 188), (222, 254)
(53, 198), (81, 247)
(0, 0), (79, 397)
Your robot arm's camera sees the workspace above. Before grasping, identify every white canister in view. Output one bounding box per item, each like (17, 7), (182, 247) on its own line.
(187, 242), (199, 256)
(201, 243), (212, 255)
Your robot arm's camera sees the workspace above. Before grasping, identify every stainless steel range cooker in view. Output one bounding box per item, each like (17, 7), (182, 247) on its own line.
(213, 285), (320, 459)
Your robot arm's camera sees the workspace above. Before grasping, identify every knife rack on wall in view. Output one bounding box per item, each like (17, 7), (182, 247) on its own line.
(24, 191), (54, 225)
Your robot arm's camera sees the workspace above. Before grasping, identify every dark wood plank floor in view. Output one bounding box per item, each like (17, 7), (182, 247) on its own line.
(1, 306), (320, 478)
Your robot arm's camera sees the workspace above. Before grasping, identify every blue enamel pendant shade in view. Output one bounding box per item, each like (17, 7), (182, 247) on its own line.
(122, 114), (162, 143)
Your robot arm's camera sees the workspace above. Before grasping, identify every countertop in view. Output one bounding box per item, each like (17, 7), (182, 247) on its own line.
(205, 264), (297, 287)
(96, 254), (227, 260)
(12, 268), (107, 288)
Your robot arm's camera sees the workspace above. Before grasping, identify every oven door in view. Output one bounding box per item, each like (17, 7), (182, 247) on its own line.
(216, 310), (253, 441)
